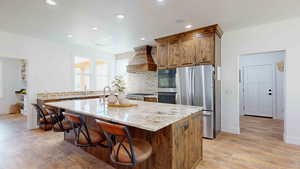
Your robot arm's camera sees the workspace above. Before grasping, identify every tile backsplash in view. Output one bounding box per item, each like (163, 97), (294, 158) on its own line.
(127, 71), (158, 94)
(116, 47), (158, 94)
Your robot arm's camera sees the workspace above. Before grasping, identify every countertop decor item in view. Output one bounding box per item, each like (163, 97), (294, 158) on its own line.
(112, 75), (126, 93)
(107, 95), (119, 104)
(111, 75), (131, 104)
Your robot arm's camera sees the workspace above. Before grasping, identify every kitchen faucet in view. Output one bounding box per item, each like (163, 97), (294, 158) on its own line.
(84, 85), (88, 95)
(100, 86), (111, 103)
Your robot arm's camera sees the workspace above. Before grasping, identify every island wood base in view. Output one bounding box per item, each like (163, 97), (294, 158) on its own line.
(64, 111), (202, 169)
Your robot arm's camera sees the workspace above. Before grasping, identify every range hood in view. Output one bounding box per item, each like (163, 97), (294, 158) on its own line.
(127, 45), (157, 73)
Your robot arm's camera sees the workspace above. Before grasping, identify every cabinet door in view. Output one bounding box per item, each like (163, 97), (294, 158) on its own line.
(157, 41), (169, 69)
(168, 38), (181, 68)
(195, 35), (214, 64)
(180, 35), (196, 66)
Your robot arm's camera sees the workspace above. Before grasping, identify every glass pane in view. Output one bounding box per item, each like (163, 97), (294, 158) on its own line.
(74, 56), (91, 90)
(96, 76), (109, 90)
(96, 61), (109, 76)
(74, 74), (81, 90)
(75, 74), (90, 90)
(158, 69), (176, 88)
(74, 57), (91, 74)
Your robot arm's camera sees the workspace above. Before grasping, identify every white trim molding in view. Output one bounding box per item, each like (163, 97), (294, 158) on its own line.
(284, 133), (300, 146)
(221, 127), (240, 134)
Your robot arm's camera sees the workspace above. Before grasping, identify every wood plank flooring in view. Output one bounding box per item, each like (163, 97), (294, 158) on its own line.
(0, 114), (113, 169)
(1, 114), (300, 169)
(197, 116), (300, 169)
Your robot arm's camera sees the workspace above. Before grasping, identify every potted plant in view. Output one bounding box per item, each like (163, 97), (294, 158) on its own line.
(111, 75), (129, 104)
(112, 75), (126, 94)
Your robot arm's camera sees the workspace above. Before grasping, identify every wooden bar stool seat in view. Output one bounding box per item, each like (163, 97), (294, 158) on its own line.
(112, 139), (152, 164)
(96, 120), (152, 167)
(78, 129), (104, 145)
(43, 106), (73, 132)
(64, 113), (106, 147)
(53, 120), (73, 132)
(32, 104), (53, 131)
(39, 116), (52, 123)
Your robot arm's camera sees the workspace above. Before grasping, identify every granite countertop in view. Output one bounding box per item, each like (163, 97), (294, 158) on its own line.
(38, 94), (102, 101)
(46, 99), (202, 132)
(38, 92), (118, 101)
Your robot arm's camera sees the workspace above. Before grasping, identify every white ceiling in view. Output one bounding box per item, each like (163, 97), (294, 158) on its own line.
(0, 0), (300, 54)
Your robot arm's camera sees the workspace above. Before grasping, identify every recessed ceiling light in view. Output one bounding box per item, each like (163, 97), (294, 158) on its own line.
(140, 37), (146, 41)
(67, 34), (73, 38)
(185, 24), (193, 29)
(92, 27), (98, 31)
(157, 0), (164, 2)
(175, 19), (185, 23)
(46, 0), (57, 6)
(116, 14), (125, 19)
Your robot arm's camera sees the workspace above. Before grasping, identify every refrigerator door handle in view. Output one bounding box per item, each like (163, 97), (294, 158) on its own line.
(191, 67), (195, 105)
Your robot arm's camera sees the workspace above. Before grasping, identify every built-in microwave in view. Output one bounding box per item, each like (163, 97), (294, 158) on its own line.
(158, 69), (176, 92)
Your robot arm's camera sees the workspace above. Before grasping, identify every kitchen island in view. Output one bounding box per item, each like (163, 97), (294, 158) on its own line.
(46, 99), (203, 169)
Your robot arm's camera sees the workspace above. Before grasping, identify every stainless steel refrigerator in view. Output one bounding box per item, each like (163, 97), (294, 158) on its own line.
(176, 65), (221, 139)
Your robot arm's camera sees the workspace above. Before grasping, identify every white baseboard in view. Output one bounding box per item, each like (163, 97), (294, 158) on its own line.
(284, 133), (300, 146)
(221, 127), (240, 134)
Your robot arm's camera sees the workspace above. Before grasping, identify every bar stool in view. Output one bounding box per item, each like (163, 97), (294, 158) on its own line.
(95, 120), (152, 167)
(32, 104), (53, 131)
(64, 113), (106, 147)
(45, 107), (73, 132)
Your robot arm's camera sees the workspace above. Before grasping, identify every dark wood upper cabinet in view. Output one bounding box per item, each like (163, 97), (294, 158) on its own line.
(195, 35), (214, 64)
(155, 24), (223, 69)
(168, 37), (181, 68)
(156, 41), (169, 69)
(180, 34), (196, 66)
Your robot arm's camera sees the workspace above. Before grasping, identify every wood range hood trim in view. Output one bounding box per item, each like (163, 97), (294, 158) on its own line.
(127, 45), (157, 73)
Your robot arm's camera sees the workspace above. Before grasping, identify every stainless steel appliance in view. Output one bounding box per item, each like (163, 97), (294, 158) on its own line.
(158, 69), (176, 93)
(157, 69), (177, 104)
(157, 92), (176, 104)
(126, 93), (155, 101)
(176, 65), (221, 139)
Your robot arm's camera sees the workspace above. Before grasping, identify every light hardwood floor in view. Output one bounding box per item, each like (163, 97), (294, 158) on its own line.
(0, 114), (113, 169)
(197, 116), (300, 169)
(0, 114), (300, 169)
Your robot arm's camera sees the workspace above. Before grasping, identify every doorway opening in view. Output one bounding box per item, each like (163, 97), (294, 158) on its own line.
(0, 57), (28, 137)
(239, 50), (286, 141)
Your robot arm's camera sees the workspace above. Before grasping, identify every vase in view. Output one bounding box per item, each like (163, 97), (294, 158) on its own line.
(118, 92), (130, 104)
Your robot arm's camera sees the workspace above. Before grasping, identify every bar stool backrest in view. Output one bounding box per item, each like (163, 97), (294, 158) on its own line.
(64, 112), (92, 147)
(32, 104), (48, 122)
(95, 119), (137, 166)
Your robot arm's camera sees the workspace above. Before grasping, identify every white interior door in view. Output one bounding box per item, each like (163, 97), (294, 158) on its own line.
(243, 64), (274, 117)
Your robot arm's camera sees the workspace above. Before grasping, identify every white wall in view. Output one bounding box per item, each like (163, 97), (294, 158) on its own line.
(239, 51), (285, 119)
(0, 58), (25, 114)
(221, 17), (300, 145)
(0, 29), (114, 129)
